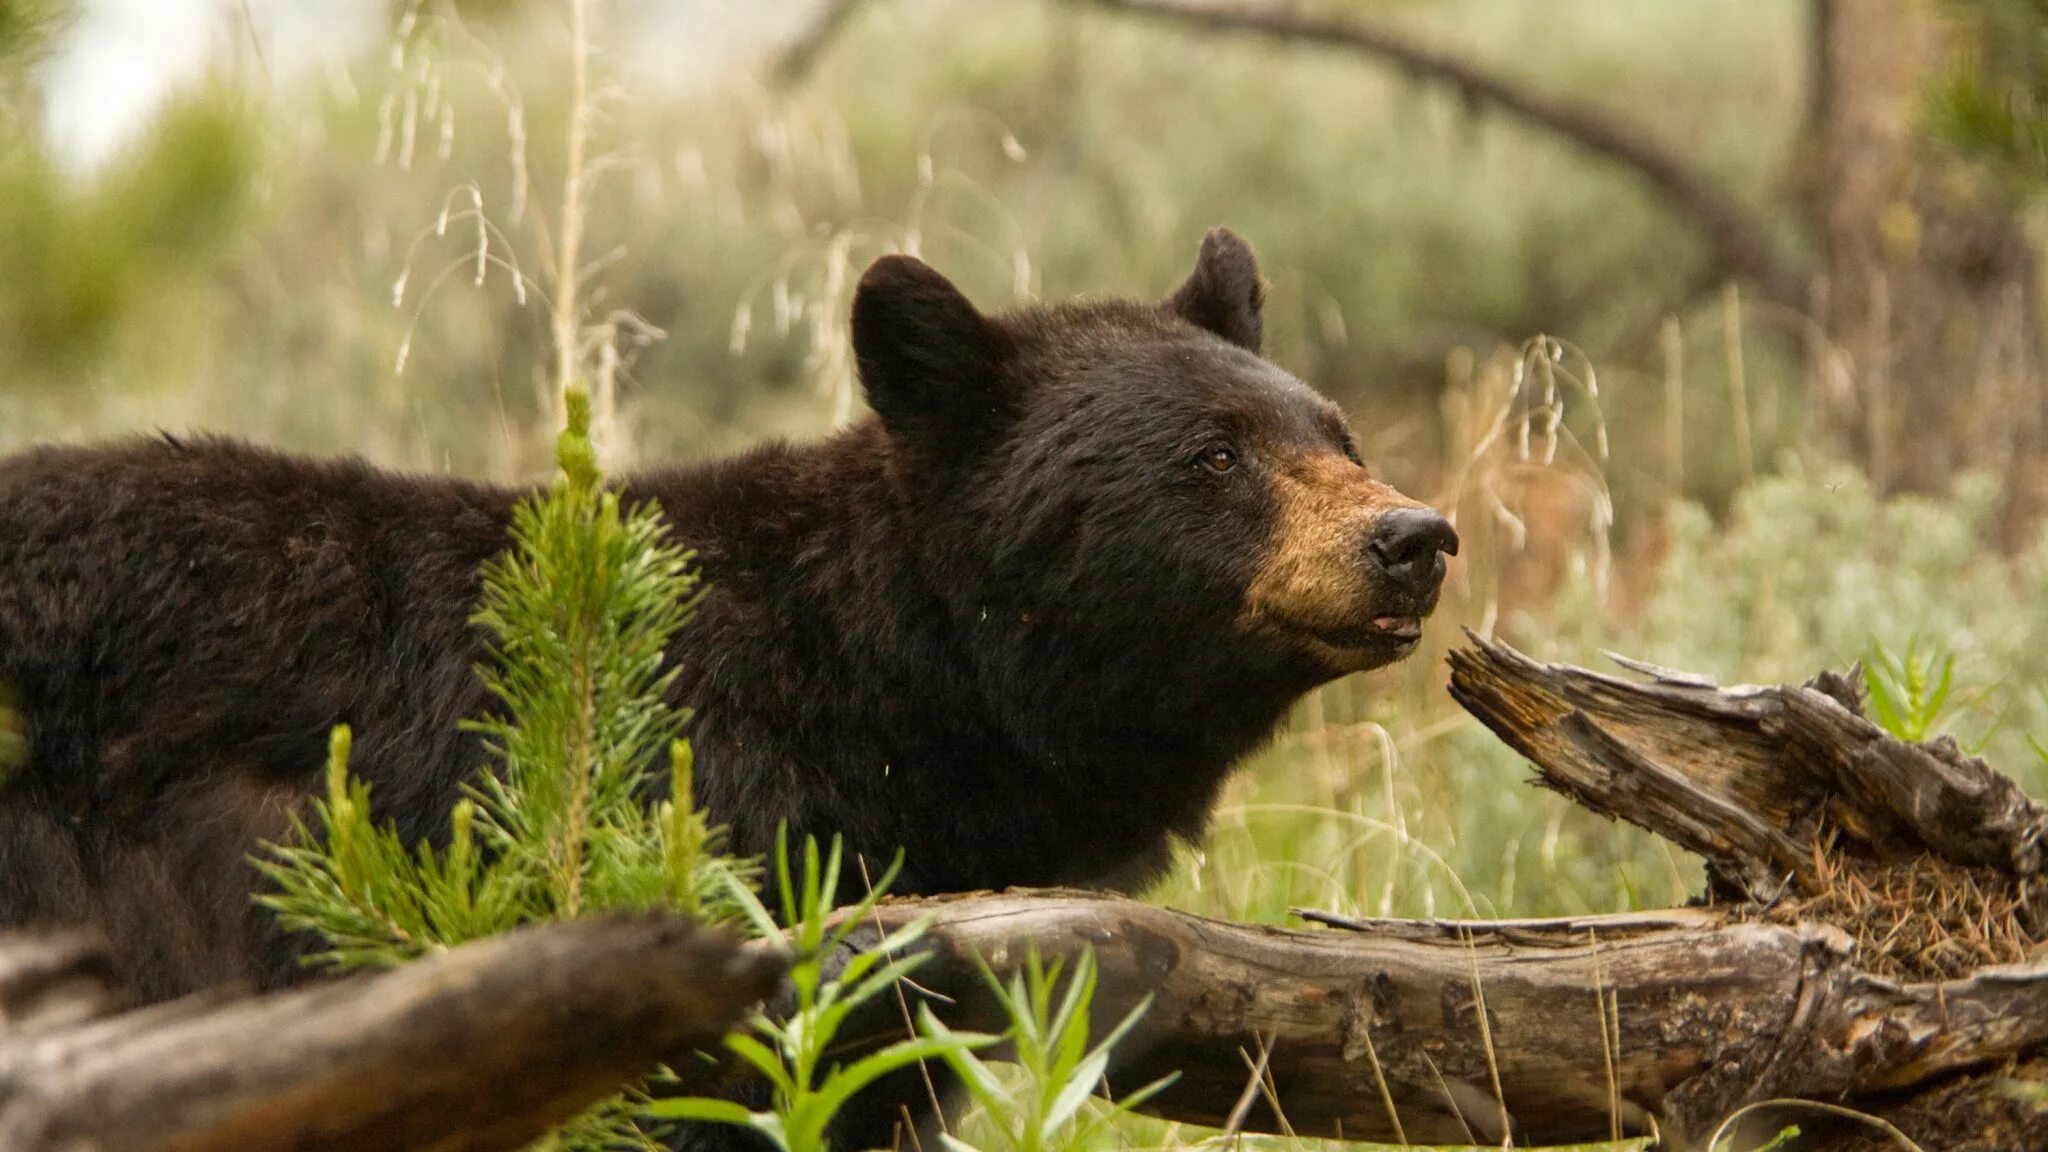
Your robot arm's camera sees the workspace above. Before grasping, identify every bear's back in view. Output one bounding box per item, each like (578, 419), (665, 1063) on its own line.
(0, 438), (514, 795)
(0, 439), (520, 996)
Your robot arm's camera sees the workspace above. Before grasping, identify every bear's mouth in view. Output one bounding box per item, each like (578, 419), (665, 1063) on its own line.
(1369, 615), (1423, 642)
(1271, 613), (1426, 652)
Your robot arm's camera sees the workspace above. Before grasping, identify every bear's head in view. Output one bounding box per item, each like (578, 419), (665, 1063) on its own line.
(850, 229), (1456, 754)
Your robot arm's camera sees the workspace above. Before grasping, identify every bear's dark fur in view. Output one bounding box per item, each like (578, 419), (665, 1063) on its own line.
(0, 231), (1454, 1011)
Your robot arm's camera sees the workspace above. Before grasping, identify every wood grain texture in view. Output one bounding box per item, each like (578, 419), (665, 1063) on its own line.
(0, 918), (783, 1152)
(1447, 632), (2048, 893)
(839, 889), (2048, 1150)
(840, 893), (1836, 1146)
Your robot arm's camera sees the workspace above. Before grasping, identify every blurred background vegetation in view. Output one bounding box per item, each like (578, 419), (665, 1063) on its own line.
(5, 0), (2048, 954)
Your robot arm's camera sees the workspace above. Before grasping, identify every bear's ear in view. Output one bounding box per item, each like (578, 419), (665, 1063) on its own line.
(852, 253), (1013, 440)
(1166, 228), (1265, 354)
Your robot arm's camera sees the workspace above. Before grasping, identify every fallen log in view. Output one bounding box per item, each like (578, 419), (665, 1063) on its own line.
(828, 639), (2048, 1150)
(837, 892), (2043, 1149)
(0, 917), (783, 1152)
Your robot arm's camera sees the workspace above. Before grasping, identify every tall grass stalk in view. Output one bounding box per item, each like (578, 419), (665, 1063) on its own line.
(549, 0), (590, 415)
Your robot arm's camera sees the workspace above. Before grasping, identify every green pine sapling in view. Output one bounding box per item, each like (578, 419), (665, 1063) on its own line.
(259, 386), (751, 1147)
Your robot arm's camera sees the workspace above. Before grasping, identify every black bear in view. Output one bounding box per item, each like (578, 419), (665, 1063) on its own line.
(0, 228), (1454, 1008)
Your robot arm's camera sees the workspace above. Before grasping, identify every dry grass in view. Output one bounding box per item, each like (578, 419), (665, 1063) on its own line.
(1765, 825), (2044, 982)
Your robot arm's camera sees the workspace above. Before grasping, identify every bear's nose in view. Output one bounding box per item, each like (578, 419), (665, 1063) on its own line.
(1367, 507), (1459, 590)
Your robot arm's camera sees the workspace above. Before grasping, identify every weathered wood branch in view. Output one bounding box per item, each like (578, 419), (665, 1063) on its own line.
(0, 917), (783, 1152)
(773, 0), (1810, 307)
(1447, 635), (2048, 907)
(839, 891), (2046, 1150)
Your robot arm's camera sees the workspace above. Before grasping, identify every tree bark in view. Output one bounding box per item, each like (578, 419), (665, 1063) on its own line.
(1446, 641), (2048, 902)
(839, 891), (2045, 1150)
(0, 917), (784, 1152)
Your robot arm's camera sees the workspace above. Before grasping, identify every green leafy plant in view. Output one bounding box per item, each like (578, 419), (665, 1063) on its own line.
(260, 390), (745, 959)
(921, 948), (1175, 1152)
(651, 830), (985, 1152)
(1863, 640), (1961, 743)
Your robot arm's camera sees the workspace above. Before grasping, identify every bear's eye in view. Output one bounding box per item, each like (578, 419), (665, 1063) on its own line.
(1200, 443), (1239, 473)
(1342, 439), (1364, 467)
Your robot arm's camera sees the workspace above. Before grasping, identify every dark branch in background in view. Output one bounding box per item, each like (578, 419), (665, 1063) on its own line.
(773, 0), (869, 85)
(1072, 0), (1813, 307)
(773, 0), (1812, 309)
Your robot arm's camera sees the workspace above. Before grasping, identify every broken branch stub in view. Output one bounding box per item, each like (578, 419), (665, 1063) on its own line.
(1447, 632), (2048, 895)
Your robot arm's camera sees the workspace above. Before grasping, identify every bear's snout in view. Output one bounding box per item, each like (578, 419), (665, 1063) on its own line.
(1365, 507), (1459, 596)
(1240, 455), (1458, 670)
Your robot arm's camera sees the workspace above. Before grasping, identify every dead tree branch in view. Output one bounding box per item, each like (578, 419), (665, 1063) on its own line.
(774, 0), (870, 84)
(1447, 636), (2048, 909)
(1069, 0), (1810, 307)
(837, 890), (2045, 1150)
(772, 0), (1811, 307)
(0, 918), (783, 1152)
